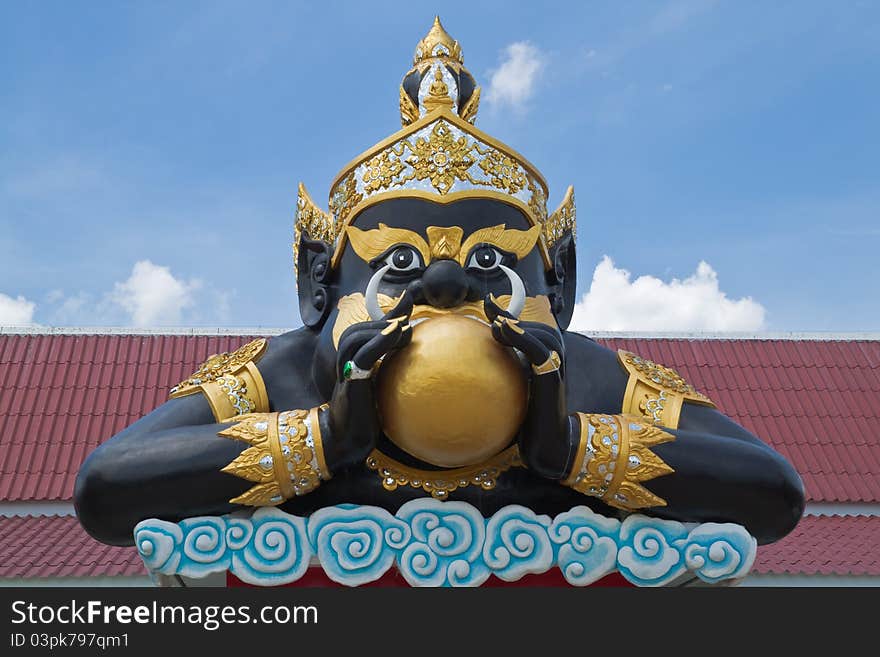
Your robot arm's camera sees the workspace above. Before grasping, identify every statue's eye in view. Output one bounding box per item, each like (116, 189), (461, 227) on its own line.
(384, 245), (421, 271)
(467, 245), (502, 271)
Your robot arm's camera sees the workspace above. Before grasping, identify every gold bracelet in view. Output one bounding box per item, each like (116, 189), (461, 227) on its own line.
(219, 408), (329, 506)
(532, 350), (561, 375)
(564, 413), (675, 511)
(308, 404), (332, 480)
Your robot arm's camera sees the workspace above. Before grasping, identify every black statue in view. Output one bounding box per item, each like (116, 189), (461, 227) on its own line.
(75, 18), (804, 551)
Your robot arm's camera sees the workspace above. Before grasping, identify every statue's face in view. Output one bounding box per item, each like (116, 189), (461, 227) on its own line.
(308, 196), (561, 400)
(312, 196), (559, 465)
(329, 197), (554, 328)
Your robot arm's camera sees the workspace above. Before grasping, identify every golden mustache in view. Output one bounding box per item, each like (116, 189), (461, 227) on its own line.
(332, 293), (556, 349)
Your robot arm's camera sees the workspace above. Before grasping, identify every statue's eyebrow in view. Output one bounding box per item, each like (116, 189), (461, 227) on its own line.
(457, 224), (542, 266)
(345, 223), (431, 265)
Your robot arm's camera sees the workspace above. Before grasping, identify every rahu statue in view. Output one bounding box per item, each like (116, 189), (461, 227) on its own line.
(75, 18), (805, 587)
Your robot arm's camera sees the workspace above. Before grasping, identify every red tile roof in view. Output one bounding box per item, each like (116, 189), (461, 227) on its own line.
(4, 332), (877, 502)
(0, 333), (261, 501)
(754, 514), (880, 576)
(0, 515), (144, 579)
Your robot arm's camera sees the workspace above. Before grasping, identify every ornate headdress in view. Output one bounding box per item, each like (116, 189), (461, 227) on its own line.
(295, 17), (576, 270)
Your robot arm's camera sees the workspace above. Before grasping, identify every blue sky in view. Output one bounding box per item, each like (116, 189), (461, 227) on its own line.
(1, 0), (878, 331)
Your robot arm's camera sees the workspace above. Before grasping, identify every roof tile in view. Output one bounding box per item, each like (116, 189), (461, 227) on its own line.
(0, 515), (146, 579)
(755, 515), (880, 576)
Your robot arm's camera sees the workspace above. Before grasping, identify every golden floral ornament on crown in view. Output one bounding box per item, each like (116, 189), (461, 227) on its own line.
(292, 16), (577, 275)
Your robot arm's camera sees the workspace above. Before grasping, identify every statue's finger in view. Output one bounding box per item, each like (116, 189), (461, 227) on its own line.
(484, 293), (514, 322)
(383, 288), (414, 321)
(499, 319), (549, 365)
(353, 323), (403, 369)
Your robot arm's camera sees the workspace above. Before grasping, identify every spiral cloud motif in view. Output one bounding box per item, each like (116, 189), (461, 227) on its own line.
(396, 499), (488, 587)
(308, 505), (407, 586)
(134, 521), (182, 574)
(683, 523), (757, 584)
(225, 517), (253, 551)
(179, 517), (229, 577)
(549, 507), (619, 586)
(483, 505), (553, 582)
(232, 507), (311, 586)
(617, 515), (688, 586)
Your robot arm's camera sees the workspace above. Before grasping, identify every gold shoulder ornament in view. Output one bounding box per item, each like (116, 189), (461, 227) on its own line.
(169, 338), (270, 422)
(564, 413), (675, 511)
(219, 407), (330, 506)
(618, 350), (715, 429)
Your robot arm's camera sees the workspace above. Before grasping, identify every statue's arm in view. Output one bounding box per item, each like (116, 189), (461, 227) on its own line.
(74, 394), (255, 545)
(559, 414), (804, 544)
(494, 328), (804, 544)
(74, 334), (311, 545)
(74, 392), (349, 546)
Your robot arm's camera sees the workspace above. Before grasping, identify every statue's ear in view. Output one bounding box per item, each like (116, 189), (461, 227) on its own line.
(547, 231), (577, 330)
(296, 234), (334, 328)
(545, 186), (577, 330)
(295, 183), (336, 329)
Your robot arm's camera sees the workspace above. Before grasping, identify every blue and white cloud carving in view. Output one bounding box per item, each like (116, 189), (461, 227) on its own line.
(134, 501), (757, 587)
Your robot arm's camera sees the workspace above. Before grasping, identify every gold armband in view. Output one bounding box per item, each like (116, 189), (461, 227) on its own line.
(218, 407), (331, 506)
(618, 350), (715, 429)
(564, 413), (675, 511)
(169, 338), (269, 421)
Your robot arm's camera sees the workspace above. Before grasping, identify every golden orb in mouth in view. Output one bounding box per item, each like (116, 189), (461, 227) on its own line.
(376, 314), (528, 468)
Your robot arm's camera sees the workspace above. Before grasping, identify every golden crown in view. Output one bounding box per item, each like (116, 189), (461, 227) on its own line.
(295, 17), (576, 270)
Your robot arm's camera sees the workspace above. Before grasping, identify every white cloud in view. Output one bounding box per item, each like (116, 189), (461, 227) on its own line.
(569, 256), (766, 332)
(45, 289), (65, 304)
(49, 291), (94, 325)
(486, 42), (545, 110)
(0, 293), (37, 326)
(108, 260), (202, 326)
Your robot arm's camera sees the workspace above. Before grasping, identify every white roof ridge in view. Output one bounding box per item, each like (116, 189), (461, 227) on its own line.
(1, 326), (879, 341)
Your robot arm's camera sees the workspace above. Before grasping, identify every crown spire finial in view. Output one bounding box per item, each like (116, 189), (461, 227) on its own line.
(400, 17), (479, 126)
(414, 15), (463, 65)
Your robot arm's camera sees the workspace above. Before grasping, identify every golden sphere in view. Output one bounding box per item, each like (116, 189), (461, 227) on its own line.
(377, 315), (527, 468)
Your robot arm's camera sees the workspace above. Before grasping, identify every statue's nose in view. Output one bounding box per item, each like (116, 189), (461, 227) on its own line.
(421, 260), (468, 308)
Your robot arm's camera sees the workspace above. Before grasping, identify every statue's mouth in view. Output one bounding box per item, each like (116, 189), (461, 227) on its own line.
(407, 300), (500, 326)
(331, 292), (558, 349)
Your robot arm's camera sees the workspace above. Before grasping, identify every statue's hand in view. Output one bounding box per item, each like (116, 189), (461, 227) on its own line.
(484, 294), (565, 377)
(485, 295), (571, 479)
(325, 292), (413, 469)
(335, 291), (413, 382)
